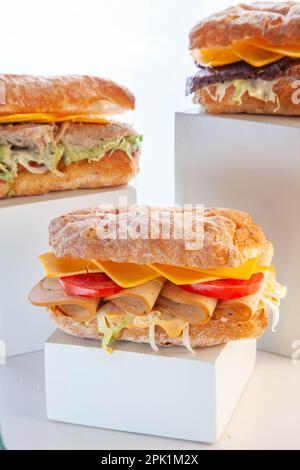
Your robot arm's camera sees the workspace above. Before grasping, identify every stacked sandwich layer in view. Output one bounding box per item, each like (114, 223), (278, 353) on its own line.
(0, 75), (141, 197)
(29, 206), (286, 352)
(186, 1), (300, 114)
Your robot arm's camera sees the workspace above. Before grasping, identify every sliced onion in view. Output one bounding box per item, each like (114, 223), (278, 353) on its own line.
(149, 322), (159, 352)
(263, 297), (280, 332)
(182, 323), (195, 354)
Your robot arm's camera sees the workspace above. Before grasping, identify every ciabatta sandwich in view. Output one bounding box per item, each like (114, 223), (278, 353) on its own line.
(0, 75), (141, 198)
(186, 1), (300, 115)
(29, 205), (286, 352)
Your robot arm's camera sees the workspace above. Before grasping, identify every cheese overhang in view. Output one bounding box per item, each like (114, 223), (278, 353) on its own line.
(39, 252), (272, 287)
(0, 113), (111, 124)
(192, 38), (300, 67)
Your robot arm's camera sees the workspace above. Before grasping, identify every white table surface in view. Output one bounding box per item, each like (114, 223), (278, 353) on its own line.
(0, 350), (299, 450)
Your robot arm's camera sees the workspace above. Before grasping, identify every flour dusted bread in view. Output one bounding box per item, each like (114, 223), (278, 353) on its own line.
(49, 306), (269, 347)
(189, 1), (300, 49)
(49, 206), (266, 269)
(187, 2), (300, 115)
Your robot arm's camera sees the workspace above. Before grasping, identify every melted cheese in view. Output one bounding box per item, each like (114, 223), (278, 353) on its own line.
(248, 38), (300, 58)
(232, 42), (284, 67)
(192, 38), (300, 67)
(0, 113), (111, 124)
(39, 252), (272, 287)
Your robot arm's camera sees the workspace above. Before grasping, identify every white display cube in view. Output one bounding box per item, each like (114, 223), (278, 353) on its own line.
(0, 185), (136, 357)
(45, 329), (256, 443)
(175, 110), (299, 357)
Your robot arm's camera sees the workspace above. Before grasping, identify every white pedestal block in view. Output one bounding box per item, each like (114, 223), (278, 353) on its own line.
(45, 330), (256, 443)
(0, 185), (136, 357)
(175, 110), (299, 357)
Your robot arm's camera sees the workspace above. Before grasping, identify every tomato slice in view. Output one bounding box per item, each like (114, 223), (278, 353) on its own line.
(59, 273), (123, 298)
(179, 272), (264, 300)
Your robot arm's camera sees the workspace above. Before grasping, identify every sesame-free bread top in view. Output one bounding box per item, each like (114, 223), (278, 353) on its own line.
(189, 1), (300, 49)
(49, 205), (266, 269)
(0, 74), (135, 117)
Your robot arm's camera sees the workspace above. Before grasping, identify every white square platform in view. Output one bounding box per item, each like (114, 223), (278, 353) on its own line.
(175, 110), (299, 357)
(0, 185), (136, 357)
(45, 330), (256, 443)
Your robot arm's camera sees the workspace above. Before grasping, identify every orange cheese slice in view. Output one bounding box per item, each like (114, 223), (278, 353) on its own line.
(192, 47), (240, 67)
(232, 41), (284, 67)
(86, 260), (160, 288)
(149, 264), (221, 285)
(248, 38), (300, 58)
(192, 38), (300, 68)
(0, 113), (111, 124)
(39, 252), (273, 287)
(38, 253), (101, 277)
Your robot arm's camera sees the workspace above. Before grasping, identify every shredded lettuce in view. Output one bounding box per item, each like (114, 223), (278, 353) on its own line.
(97, 310), (130, 353)
(262, 274), (287, 332)
(196, 79), (280, 112)
(0, 134), (143, 183)
(63, 134), (142, 166)
(232, 79), (279, 110)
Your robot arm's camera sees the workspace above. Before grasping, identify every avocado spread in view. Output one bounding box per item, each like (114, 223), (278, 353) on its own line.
(0, 134), (142, 183)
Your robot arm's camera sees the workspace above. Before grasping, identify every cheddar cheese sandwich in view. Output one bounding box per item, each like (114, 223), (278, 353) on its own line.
(28, 205), (286, 352)
(186, 1), (300, 115)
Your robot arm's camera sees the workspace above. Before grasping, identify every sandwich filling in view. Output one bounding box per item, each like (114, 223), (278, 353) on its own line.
(29, 243), (286, 352)
(0, 121), (142, 183)
(186, 57), (300, 110)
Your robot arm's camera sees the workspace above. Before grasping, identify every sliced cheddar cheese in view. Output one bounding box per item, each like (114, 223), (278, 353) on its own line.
(0, 113), (111, 124)
(39, 252), (272, 287)
(192, 37), (300, 68)
(192, 47), (240, 67)
(38, 252), (102, 277)
(94, 260), (160, 288)
(149, 263), (221, 284)
(248, 38), (300, 58)
(232, 41), (284, 67)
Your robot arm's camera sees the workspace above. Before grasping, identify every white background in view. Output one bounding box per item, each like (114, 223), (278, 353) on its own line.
(0, 0), (251, 204)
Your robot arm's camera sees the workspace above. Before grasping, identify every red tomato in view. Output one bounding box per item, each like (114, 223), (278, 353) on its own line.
(179, 272), (264, 300)
(59, 273), (123, 298)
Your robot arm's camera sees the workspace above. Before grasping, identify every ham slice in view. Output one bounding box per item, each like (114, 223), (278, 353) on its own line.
(28, 277), (100, 322)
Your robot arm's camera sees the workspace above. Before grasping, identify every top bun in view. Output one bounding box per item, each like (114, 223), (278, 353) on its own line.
(49, 205), (266, 270)
(189, 1), (300, 49)
(0, 75), (135, 117)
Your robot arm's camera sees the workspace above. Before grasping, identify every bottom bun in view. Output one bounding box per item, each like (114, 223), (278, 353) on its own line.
(195, 77), (300, 115)
(48, 306), (268, 348)
(0, 149), (139, 198)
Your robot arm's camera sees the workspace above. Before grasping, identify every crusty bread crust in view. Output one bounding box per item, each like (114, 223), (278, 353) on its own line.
(0, 75), (135, 117)
(194, 76), (300, 114)
(48, 306), (268, 348)
(0, 149), (139, 198)
(49, 206), (266, 269)
(190, 2), (300, 49)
